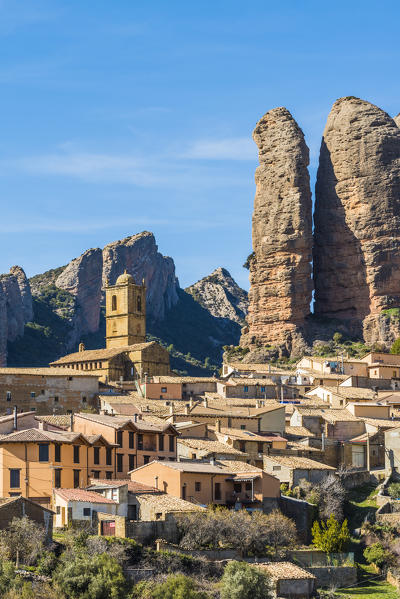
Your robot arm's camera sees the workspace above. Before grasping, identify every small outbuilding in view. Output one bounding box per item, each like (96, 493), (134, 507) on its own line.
(256, 561), (316, 599)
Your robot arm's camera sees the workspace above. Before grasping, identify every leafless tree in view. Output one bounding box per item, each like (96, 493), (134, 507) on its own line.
(0, 516), (46, 566)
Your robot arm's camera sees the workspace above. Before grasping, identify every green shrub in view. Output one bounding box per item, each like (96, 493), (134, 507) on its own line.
(312, 515), (350, 553)
(391, 337), (400, 355)
(364, 543), (392, 568)
(152, 574), (208, 599)
(220, 561), (273, 599)
(388, 483), (400, 499)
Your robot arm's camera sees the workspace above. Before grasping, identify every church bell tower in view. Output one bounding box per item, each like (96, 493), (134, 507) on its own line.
(105, 271), (146, 348)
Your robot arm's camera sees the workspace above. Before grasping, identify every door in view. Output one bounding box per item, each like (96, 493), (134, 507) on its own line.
(182, 485), (186, 500)
(61, 507), (66, 526)
(215, 482), (221, 500)
(101, 520), (116, 536)
(352, 445), (365, 468)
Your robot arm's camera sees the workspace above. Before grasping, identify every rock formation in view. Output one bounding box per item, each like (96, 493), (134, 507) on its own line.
(102, 232), (179, 322)
(0, 266), (33, 365)
(313, 97), (400, 344)
(56, 248), (103, 335)
(241, 107), (313, 356)
(395, 113), (400, 128)
(186, 267), (248, 323)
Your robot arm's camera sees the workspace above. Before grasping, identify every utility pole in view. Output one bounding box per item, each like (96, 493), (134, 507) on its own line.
(366, 433), (371, 472)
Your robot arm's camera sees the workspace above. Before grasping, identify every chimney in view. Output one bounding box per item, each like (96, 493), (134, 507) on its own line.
(169, 403), (174, 415)
(79, 342), (85, 353)
(256, 399), (260, 409)
(133, 414), (138, 423)
(154, 475), (159, 490)
(215, 419), (221, 433)
(185, 404), (190, 415)
(38, 420), (44, 430)
(13, 406), (17, 431)
(210, 457), (215, 466)
(189, 397), (194, 408)
(70, 412), (74, 431)
(203, 398), (208, 408)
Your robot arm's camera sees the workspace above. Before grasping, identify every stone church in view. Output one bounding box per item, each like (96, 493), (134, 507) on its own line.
(50, 272), (170, 382)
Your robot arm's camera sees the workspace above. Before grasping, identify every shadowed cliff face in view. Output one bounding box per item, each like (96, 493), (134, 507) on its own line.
(0, 267), (32, 365)
(313, 97), (400, 343)
(241, 106), (313, 356)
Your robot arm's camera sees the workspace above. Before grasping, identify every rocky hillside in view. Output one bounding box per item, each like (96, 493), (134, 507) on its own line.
(4, 232), (244, 374)
(185, 267), (248, 323)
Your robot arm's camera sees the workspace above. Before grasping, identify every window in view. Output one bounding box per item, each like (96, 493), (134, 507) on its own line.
(83, 508), (91, 517)
(244, 386), (248, 393)
(129, 454), (135, 471)
(10, 469), (20, 489)
(161, 387), (167, 393)
(239, 441), (246, 452)
(240, 425), (246, 430)
(272, 465), (281, 471)
(182, 485), (186, 500)
(257, 442), (264, 454)
(73, 470), (80, 488)
(106, 448), (112, 466)
(159, 434), (164, 451)
(39, 444), (49, 462)
(261, 386), (265, 392)
(54, 444), (61, 462)
(117, 454), (123, 472)
(129, 432), (134, 449)
(82, 396), (87, 403)
(6, 391), (11, 402)
(112, 295), (117, 311)
(93, 447), (100, 465)
(73, 445), (80, 464)
(234, 482), (242, 493)
(30, 391), (36, 399)
(54, 469), (61, 488)
(137, 296), (142, 312)
(137, 434), (143, 450)
(214, 482), (221, 500)
(169, 435), (174, 452)
(56, 506), (61, 515)
(155, 512), (162, 520)
(106, 471), (113, 480)
(54, 396), (59, 404)
(92, 471), (100, 479)
(144, 455), (150, 464)
(117, 431), (123, 447)
(195, 481), (201, 492)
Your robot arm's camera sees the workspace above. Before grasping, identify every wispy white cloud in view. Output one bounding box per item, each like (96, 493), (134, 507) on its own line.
(0, 137), (256, 188)
(183, 137), (256, 160)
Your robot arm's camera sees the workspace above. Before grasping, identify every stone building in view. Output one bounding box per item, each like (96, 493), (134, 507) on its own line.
(0, 367), (99, 414)
(50, 272), (170, 382)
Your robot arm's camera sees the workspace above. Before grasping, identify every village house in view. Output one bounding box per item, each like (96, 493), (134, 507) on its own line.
(256, 562), (316, 599)
(221, 362), (295, 384)
(177, 436), (247, 461)
(139, 376), (218, 400)
(128, 459), (281, 511)
(72, 412), (178, 474)
(263, 455), (335, 487)
(0, 367), (99, 414)
(384, 426), (400, 476)
(0, 496), (54, 542)
(53, 488), (119, 528)
(0, 427), (117, 504)
(216, 378), (298, 401)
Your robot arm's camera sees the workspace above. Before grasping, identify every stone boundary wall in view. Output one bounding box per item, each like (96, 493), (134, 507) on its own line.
(307, 565), (357, 588)
(279, 495), (317, 544)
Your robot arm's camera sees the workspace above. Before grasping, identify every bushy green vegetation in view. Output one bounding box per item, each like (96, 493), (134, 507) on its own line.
(390, 337), (400, 355)
(220, 561), (273, 599)
(387, 482), (400, 499)
(312, 515), (350, 553)
(363, 543), (392, 569)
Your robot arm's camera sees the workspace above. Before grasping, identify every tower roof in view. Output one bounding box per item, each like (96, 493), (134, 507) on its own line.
(115, 270), (134, 285)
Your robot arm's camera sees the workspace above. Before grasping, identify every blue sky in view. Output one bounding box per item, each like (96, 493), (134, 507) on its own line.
(0, 1), (399, 290)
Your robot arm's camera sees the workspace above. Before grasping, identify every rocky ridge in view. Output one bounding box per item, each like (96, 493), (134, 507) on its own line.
(313, 97), (400, 344)
(240, 107), (313, 357)
(185, 267), (248, 324)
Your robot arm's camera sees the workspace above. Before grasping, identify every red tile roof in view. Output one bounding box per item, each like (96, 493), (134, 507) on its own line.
(54, 489), (116, 504)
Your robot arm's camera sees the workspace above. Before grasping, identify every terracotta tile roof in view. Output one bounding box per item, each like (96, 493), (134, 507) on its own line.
(257, 561), (316, 580)
(132, 459), (262, 475)
(88, 478), (159, 493)
(264, 455), (335, 470)
(285, 426), (315, 437)
(224, 377), (277, 386)
(0, 367), (97, 376)
(135, 493), (206, 512)
(153, 376), (217, 384)
(0, 428), (86, 443)
(74, 413), (134, 429)
(50, 342), (156, 365)
(362, 418), (400, 428)
(35, 415), (71, 429)
(0, 411), (36, 423)
(177, 438), (245, 455)
(321, 409), (359, 423)
(211, 426), (286, 442)
(226, 362), (293, 374)
(54, 488), (116, 504)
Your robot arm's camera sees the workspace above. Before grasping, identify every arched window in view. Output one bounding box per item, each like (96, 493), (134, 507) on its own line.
(137, 295), (142, 312)
(112, 295), (117, 311)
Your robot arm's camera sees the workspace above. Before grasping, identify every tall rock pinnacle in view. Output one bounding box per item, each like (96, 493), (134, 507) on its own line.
(241, 107), (313, 355)
(313, 97), (400, 341)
